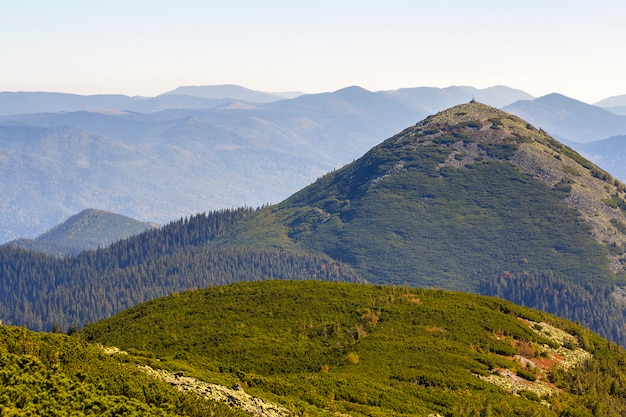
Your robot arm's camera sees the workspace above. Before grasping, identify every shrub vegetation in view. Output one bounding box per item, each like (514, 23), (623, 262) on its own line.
(0, 325), (247, 416)
(81, 280), (626, 417)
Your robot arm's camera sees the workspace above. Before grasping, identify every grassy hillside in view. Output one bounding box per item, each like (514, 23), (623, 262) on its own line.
(0, 325), (247, 416)
(81, 280), (626, 417)
(217, 102), (626, 344)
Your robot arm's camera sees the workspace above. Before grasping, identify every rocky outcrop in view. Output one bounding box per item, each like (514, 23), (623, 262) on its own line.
(476, 318), (593, 401)
(137, 365), (292, 417)
(98, 343), (291, 416)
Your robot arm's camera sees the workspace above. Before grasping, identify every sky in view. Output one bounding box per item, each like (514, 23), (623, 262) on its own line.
(2, 0), (626, 104)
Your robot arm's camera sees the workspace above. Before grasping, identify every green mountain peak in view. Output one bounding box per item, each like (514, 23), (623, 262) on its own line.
(4, 208), (157, 256)
(218, 102), (626, 344)
(227, 101), (626, 281)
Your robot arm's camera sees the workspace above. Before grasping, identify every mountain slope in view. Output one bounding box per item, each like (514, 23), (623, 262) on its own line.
(81, 280), (626, 417)
(217, 101), (626, 343)
(223, 101), (626, 280)
(4, 209), (157, 256)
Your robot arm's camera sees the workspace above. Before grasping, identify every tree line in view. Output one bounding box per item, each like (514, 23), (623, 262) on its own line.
(479, 270), (626, 346)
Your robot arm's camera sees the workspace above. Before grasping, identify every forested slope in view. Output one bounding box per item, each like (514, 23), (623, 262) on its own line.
(0, 208), (359, 331)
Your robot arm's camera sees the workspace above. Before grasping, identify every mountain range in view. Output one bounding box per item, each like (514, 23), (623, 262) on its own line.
(4, 101), (626, 415)
(0, 84), (300, 116)
(4, 85), (626, 416)
(2, 84), (626, 246)
(0, 84), (534, 243)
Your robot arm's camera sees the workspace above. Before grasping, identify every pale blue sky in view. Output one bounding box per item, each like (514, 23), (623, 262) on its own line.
(2, 0), (625, 103)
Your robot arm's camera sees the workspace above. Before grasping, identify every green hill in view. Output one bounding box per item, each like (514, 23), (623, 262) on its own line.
(216, 101), (626, 344)
(4, 208), (157, 256)
(80, 280), (626, 417)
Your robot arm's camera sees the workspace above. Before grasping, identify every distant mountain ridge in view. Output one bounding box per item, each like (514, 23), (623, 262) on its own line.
(504, 93), (626, 143)
(4, 84), (626, 244)
(4, 208), (156, 256)
(0, 84), (532, 116)
(160, 84), (295, 102)
(595, 93), (626, 108)
(388, 84), (534, 113)
(0, 91), (234, 116)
